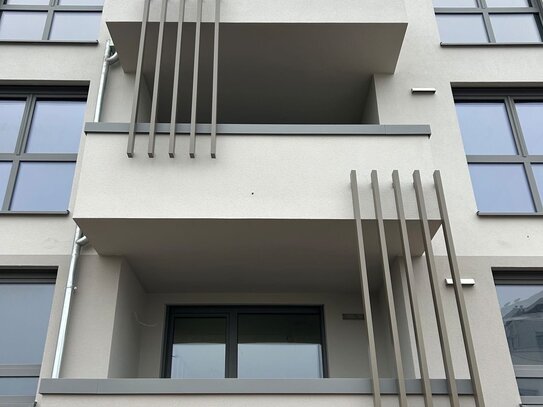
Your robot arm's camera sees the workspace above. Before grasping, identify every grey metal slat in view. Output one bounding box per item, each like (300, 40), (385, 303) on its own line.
(189, 0), (203, 158)
(413, 170), (460, 407)
(371, 171), (408, 407)
(148, 0), (169, 158)
(127, 0), (151, 158)
(433, 170), (486, 407)
(169, 0), (186, 158)
(210, 0), (220, 158)
(392, 170), (433, 407)
(350, 170), (381, 407)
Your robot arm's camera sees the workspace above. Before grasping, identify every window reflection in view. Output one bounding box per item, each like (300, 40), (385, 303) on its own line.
(497, 285), (543, 365)
(170, 317), (226, 378)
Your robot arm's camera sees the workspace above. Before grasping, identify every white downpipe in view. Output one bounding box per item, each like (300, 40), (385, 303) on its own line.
(51, 39), (117, 379)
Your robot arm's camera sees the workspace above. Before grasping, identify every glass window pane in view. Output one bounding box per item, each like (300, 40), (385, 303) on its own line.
(0, 100), (25, 153)
(171, 317), (226, 378)
(436, 14), (489, 43)
(59, 0), (105, 4)
(533, 165), (543, 203)
(486, 0), (530, 6)
(0, 283), (54, 364)
(468, 164), (534, 213)
(517, 378), (543, 396)
(238, 314), (323, 378)
(490, 14), (542, 43)
(456, 102), (518, 155)
(516, 103), (543, 154)
(5, 0), (49, 4)
(0, 378), (39, 396)
(25, 100), (85, 154)
(0, 11), (47, 40)
(10, 162), (76, 211)
(0, 162), (11, 206)
(496, 285), (543, 365)
(49, 12), (101, 41)
(433, 0), (477, 6)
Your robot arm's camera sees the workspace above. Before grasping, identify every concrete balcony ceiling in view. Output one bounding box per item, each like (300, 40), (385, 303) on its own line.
(107, 21), (407, 123)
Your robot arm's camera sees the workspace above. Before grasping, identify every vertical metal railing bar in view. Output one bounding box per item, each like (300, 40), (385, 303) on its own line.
(189, 0), (203, 158)
(169, 0), (186, 158)
(210, 0), (220, 158)
(127, 0), (151, 158)
(433, 170), (485, 407)
(350, 170), (381, 407)
(413, 170), (460, 407)
(392, 170), (434, 407)
(148, 0), (169, 158)
(370, 171), (408, 407)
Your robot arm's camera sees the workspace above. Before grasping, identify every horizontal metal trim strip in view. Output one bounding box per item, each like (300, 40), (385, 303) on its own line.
(441, 42), (543, 46)
(477, 212), (543, 216)
(515, 365), (543, 378)
(521, 395), (543, 405)
(0, 211), (69, 216)
(467, 155), (543, 163)
(39, 378), (473, 395)
(85, 123), (432, 137)
(0, 40), (98, 45)
(0, 5), (102, 11)
(0, 365), (40, 377)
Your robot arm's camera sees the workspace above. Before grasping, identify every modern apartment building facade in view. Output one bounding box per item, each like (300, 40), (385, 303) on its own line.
(0, 0), (542, 406)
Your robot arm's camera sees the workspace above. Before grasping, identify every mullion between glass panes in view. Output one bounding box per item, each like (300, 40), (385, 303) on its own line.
(506, 97), (530, 157)
(523, 162), (543, 212)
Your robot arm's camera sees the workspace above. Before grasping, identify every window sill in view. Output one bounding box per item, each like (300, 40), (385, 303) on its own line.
(441, 42), (543, 47)
(0, 211), (69, 216)
(521, 396), (543, 405)
(39, 378), (473, 395)
(477, 212), (543, 217)
(0, 395), (34, 407)
(0, 40), (98, 45)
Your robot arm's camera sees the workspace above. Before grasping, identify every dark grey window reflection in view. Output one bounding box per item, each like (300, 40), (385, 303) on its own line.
(0, 11), (47, 40)
(490, 14), (542, 43)
(0, 284), (54, 364)
(468, 164), (534, 212)
(237, 314), (323, 378)
(433, 0), (477, 6)
(516, 103), (543, 154)
(10, 162), (76, 211)
(0, 162), (11, 205)
(436, 14), (489, 43)
(170, 317), (226, 379)
(456, 103), (518, 155)
(518, 378), (543, 396)
(0, 378), (39, 396)
(496, 285), (543, 365)
(0, 100), (25, 153)
(25, 101), (85, 154)
(49, 12), (101, 41)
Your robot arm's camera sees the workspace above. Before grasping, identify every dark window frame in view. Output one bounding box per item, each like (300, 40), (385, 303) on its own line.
(0, 0), (102, 43)
(454, 88), (543, 215)
(0, 86), (87, 215)
(162, 305), (329, 379)
(435, 0), (543, 44)
(494, 269), (543, 405)
(0, 268), (56, 407)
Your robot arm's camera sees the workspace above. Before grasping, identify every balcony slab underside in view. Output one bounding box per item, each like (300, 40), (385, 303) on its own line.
(75, 218), (440, 293)
(107, 21), (407, 123)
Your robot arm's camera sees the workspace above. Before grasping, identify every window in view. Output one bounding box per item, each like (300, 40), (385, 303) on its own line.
(434, 0), (543, 44)
(0, 88), (87, 213)
(163, 306), (327, 379)
(0, 270), (55, 405)
(0, 0), (102, 42)
(454, 90), (543, 214)
(494, 271), (543, 402)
